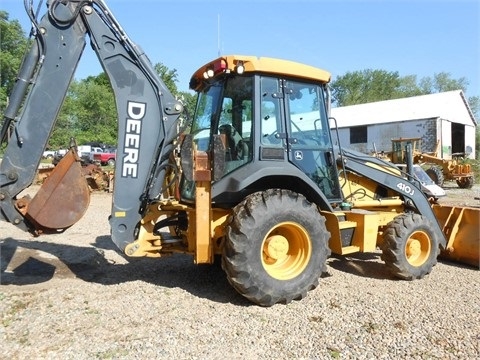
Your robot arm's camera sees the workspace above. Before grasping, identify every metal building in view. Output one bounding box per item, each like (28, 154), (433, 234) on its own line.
(330, 90), (477, 159)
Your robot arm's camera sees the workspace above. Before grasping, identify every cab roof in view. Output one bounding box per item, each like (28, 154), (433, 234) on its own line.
(190, 55), (331, 91)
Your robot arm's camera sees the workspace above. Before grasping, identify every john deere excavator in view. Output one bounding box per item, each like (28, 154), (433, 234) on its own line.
(1, 0), (478, 306)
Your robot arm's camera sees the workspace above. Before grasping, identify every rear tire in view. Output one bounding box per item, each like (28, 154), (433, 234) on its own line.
(456, 176), (474, 189)
(426, 166), (444, 187)
(222, 189), (330, 306)
(381, 213), (440, 280)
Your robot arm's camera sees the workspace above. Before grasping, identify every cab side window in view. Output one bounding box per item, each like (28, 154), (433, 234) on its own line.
(287, 82), (324, 144)
(260, 77), (282, 146)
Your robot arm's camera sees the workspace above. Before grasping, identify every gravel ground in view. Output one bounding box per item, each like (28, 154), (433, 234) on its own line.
(1, 183), (479, 359)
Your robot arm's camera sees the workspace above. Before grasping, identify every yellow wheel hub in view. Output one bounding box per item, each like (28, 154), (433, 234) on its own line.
(265, 235), (289, 260)
(405, 230), (431, 266)
(262, 222), (312, 280)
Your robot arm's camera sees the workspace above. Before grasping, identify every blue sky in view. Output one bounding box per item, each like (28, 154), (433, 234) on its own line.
(2, 0), (479, 98)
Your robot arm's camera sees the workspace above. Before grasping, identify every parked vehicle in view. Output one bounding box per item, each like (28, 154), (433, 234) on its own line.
(42, 150), (55, 159)
(76, 145), (103, 164)
(52, 149), (68, 165)
(77, 145), (92, 158)
(88, 147), (104, 163)
(93, 148), (116, 166)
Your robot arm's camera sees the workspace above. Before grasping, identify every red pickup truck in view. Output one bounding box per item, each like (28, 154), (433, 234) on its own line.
(93, 148), (116, 166)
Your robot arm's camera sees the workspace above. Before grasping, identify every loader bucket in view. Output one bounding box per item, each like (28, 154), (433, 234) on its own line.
(25, 149), (90, 232)
(432, 204), (480, 268)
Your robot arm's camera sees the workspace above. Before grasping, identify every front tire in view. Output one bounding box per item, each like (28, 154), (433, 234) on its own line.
(381, 213), (440, 280)
(222, 189), (330, 306)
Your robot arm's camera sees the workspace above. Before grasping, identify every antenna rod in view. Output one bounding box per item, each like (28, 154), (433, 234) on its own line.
(217, 14), (220, 57)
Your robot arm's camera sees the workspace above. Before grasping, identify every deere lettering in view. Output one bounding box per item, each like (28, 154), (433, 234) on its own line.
(122, 101), (146, 178)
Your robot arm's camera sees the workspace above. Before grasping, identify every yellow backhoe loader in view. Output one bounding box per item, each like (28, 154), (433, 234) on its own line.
(1, 0), (478, 306)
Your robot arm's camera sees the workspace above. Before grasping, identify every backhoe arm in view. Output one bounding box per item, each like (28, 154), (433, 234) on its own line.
(0, 0), (183, 251)
(1, 1), (88, 231)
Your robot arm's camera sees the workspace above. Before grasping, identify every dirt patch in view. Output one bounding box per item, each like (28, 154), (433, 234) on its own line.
(437, 182), (480, 208)
(1, 183), (479, 359)
(1, 182), (478, 288)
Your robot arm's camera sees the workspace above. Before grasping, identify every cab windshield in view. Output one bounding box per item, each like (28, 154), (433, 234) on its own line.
(181, 76), (254, 201)
(189, 82), (223, 151)
(189, 75), (253, 169)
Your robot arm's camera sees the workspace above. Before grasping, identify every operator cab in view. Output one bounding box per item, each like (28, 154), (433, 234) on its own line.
(181, 56), (342, 208)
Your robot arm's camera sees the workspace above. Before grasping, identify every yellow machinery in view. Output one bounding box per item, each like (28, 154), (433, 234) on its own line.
(390, 137), (474, 188)
(433, 204), (479, 267)
(1, 1), (478, 306)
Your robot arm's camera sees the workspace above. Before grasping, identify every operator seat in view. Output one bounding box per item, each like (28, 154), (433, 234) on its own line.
(219, 124), (249, 161)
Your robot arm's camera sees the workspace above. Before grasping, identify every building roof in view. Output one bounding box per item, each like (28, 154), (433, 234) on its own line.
(330, 90), (477, 128)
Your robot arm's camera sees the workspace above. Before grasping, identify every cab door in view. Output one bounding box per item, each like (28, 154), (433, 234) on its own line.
(283, 80), (341, 201)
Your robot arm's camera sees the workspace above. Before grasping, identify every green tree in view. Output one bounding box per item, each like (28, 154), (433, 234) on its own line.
(331, 69), (402, 106)
(397, 75), (424, 98)
(154, 62), (179, 96)
(53, 76), (117, 148)
(469, 96), (480, 158)
(0, 11), (29, 114)
(51, 62), (195, 147)
(418, 72), (469, 94)
(178, 91), (196, 122)
(153, 62), (196, 123)
(331, 70), (474, 107)
(469, 96), (479, 121)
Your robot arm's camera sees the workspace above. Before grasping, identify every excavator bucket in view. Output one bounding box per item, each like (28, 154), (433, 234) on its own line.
(432, 204), (480, 268)
(24, 149), (90, 232)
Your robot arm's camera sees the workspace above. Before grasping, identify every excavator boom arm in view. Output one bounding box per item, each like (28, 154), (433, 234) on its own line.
(0, 0), (182, 250)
